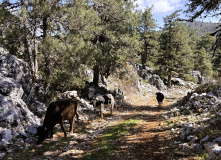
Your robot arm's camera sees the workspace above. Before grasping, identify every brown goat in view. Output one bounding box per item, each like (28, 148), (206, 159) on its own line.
(37, 98), (79, 144)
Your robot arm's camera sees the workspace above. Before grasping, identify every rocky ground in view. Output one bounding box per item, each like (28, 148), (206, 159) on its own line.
(0, 88), (190, 160)
(1, 85), (221, 160)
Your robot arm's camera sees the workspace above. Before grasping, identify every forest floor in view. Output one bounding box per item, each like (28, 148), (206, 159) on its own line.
(4, 91), (196, 160)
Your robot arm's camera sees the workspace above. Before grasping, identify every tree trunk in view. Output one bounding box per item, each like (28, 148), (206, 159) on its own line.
(42, 14), (51, 76)
(168, 74), (172, 88)
(93, 65), (100, 87)
(141, 43), (148, 69)
(33, 15), (38, 82)
(21, 0), (36, 81)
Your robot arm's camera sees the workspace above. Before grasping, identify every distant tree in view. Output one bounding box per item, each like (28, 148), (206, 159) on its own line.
(195, 47), (213, 78)
(186, 21), (219, 37)
(185, 0), (221, 72)
(197, 32), (216, 52)
(137, 6), (158, 69)
(156, 11), (194, 87)
(191, 32), (215, 78)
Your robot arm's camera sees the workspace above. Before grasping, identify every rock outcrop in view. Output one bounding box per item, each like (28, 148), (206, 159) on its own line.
(127, 62), (167, 91)
(164, 86), (221, 159)
(0, 54), (36, 104)
(0, 54), (41, 148)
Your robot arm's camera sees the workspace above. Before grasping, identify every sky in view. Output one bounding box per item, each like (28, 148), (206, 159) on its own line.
(135, 0), (220, 29)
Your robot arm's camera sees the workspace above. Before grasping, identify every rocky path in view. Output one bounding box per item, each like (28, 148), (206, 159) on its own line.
(4, 93), (184, 160)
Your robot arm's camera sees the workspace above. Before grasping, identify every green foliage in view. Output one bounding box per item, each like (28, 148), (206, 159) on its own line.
(196, 152), (209, 160)
(137, 6), (158, 68)
(185, 0), (221, 75)
(197, 32), (216, 51)
(182, 74), (198, 83)
(185, 0), (221, 22)
(194, 83), (219, 94)
(91, 0), (140, 82)
(48, 71), (85, 92)
(186, 21), (219, 37)
(195, 47), (213, 78)
(156, 10), (194, 87)
(1, 0), (220, 95)
(191, 32), (215, 78)
(0, 3), (24, 57)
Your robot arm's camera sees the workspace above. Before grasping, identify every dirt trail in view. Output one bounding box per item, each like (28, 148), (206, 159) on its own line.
(104, 94), (180, 160)
(5, 93), (184, 160)
(74, 93), (183, 160)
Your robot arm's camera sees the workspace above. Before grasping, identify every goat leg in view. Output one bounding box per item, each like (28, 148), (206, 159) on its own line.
(100, 103), (104, 118)
(111, 104), (113, 115)
(50, 128), (54, 138)
(60, 120), (67, 137)
(69, 116), (74, 134)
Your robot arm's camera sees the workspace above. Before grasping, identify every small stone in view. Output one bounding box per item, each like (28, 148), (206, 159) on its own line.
(200, 135), (209, 144)
(174, 151), (189, 156)
(204, 142), (218, 152)
(209, 145), (221, 159)
(0, 153), (5, 158)
(179, 143), (189, 151)
(192, 143), (202, 150)
(19, 130), (28, 138)
(174, 141), (181, 144)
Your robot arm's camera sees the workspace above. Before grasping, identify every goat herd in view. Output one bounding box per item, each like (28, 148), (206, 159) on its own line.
(37, 92), (164, 144)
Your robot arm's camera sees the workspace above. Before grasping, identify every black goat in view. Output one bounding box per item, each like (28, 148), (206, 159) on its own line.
(156, 92), (164, 106)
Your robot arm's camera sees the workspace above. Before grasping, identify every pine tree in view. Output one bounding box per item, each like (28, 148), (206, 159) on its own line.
(41, 0), (100, 91)
(197, 33), (215, 53)
(137, 6), (158, 69)
(185, 0), (221, 74)
(193, 33), (215, 78)
(0, 0), (100, 91)
(195, 47), (213, 78)
(156, 11), (194, 87)
(91, 0), (139, 87)
(0, 1), (23, 56)
(0, 0), (140, 92)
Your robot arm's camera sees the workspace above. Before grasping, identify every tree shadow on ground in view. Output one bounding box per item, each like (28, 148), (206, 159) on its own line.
(73, 100), (181, 160)
(7, 97), (182, 160)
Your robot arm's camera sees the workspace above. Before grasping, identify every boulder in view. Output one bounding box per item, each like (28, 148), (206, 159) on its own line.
(180, 123), (194, 140)
(189, 71), (206, 84)
(200, 135), (210, 145)
(31, 101), (46, 118)
(0, 94), (40, 131)
(0, 129), (12, 147)
(0, 76), (24, 99)
(0, 54), (35, 104)
(204, 142), (218, 152)
(209, 145), (221, 159)
(172, 78), (186, 86)
(62, 90), (78, 99)
(149, 74), (167, 91)
(0, 54), (30, 82)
